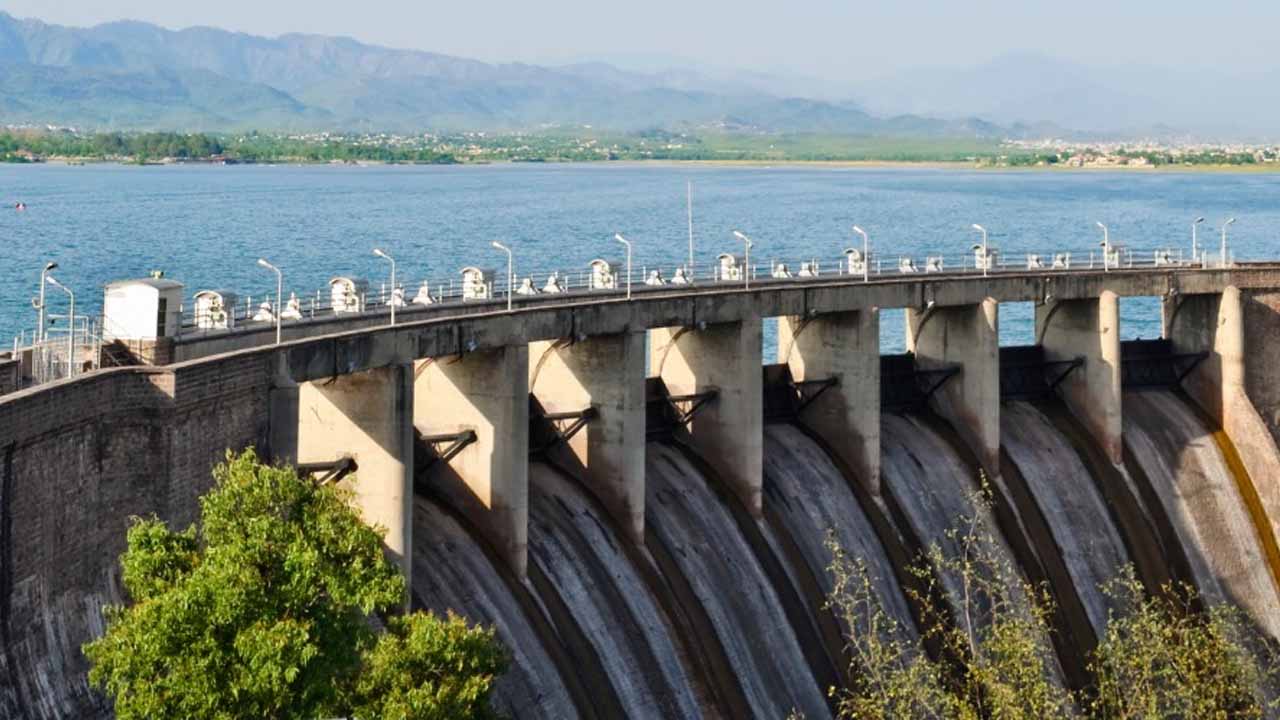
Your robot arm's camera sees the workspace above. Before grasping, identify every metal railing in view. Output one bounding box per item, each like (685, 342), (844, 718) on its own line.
(19, 314), (101, 386)
(167, 244), (1221, 337)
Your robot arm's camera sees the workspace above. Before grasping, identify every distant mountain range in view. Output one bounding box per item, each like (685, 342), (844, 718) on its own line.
(0, 12), (1040, 137)
(853, 51), (1280, 142)
(0, 13), (1268, 140)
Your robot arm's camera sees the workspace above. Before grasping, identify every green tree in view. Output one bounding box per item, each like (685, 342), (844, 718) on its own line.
(826, 481), (1279, 719)
(1089, 571), (1279, 719)
(83, 449), (507, 720)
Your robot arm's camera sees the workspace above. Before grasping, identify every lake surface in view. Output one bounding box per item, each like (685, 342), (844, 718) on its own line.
(3, 162), (1278, 353)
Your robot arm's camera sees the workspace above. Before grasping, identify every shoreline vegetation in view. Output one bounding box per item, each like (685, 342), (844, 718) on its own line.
(3, 129), (1280, 171)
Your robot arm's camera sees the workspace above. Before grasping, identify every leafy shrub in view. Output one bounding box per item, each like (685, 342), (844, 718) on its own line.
(84, 449), (507, 720)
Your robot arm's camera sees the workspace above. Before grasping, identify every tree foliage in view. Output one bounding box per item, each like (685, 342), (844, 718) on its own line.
(826, 482), (1279, 719)
(83, 449), (507, 720)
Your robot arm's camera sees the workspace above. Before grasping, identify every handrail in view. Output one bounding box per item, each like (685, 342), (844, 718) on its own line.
(171, 245), (1207, 334)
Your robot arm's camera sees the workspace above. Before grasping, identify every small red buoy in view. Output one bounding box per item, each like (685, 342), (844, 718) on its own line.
(14, 202), (25, 211)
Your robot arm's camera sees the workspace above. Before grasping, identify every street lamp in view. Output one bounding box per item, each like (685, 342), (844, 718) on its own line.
(256, 258), (282, 344)
(34, 261), (57, 343)
(1192, 217), (1205, 265)
(613, 233), (633, 299)
(1096, 222), (1111, 272)
(491, 241), (513, 311)
(852, 225), (869, 282)
(686, 181), (695, 280)
(1221, 217), (1236, 268)
(373, 248), (396, 325)
(971, 224), (989, 277)
(45, 275), (74, 378)
(732, 230), (754, 289)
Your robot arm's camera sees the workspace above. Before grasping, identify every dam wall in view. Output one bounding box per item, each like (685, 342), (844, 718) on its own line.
(3, 267), (1280, 717)
(0, 354), (273, 719)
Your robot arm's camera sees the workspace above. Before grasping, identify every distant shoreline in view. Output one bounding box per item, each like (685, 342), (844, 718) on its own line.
(10, 157), (1280, 173)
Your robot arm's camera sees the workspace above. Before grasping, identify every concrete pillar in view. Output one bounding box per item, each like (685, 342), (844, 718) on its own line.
(1036, 291), (1123, 464)
(779, 310), (881, 495)
(1239, 290), (1280, 446)
(906, 299), (1000, 475)
(650, 318), (763, 516)
(1165, 287), (1280, 543)
(268, 358), (414, 580)
(1164, 290), (1238, 422)
(529, 332), (646, 544)
(416, 346), (529, 577)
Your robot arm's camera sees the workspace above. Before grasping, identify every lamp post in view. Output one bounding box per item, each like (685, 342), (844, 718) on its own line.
(257, 258), (282, 344)
(1192, 216), (1205, 265)
(731, 230), (754, 289)
(686, 180), (695, 280)
(373, 248), (396, 325)
(492, 241), (513, 311)
(614, 233), (633, 299)
(35, 261), (57, 343)
(1096, 222), (1111, 272)
(45, 275), (74, 378)
(852, 225), (869, 282)
(1221, 217), (1236, 268)
(971, 223), (989, 277)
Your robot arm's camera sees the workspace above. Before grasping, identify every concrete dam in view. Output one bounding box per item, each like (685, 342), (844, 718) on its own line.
(4, 262), (1280, 718)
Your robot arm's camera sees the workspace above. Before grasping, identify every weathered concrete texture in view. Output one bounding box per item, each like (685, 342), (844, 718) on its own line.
(1036, 292), (1123, 464)
(416, 346), (530, 577)
(906, 299), (1000, 475)
(778, 310), (880, 495)
(1001, 401), (1131, 636)
(0, 356), (19, 395)
(529, 334), (646, 545)
(1240, 290), (1280, 448)
(0, 355), (273, 720)
(412, 495), (580, 719)
(270, 363), (414, 580)
(1123, 390), (1280, 640)
(650, 319), (763, 517)
(1165, 288), (1280, 546)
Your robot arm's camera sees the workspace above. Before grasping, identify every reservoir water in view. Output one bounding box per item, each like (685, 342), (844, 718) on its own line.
(4, 163), (1280, 350)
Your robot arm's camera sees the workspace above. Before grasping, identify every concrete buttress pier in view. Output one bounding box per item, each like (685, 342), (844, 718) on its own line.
(650, 318), (764, 516)
(269, 359), (414, 579)
(529, 333), (647, 544)
(779, 309), (881, 494)
(907, 299), (1000, 475)
(416, 346), (530, 577)
(1165, 287), (1280, 541)
(1036, 291), (1123, 464)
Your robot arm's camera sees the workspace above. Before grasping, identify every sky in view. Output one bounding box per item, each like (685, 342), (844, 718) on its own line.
(5, 0), (1279, 87)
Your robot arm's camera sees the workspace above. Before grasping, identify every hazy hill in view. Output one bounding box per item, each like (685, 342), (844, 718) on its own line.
(855, 51), (1277, 141)
(0, 12), (1014, 136)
